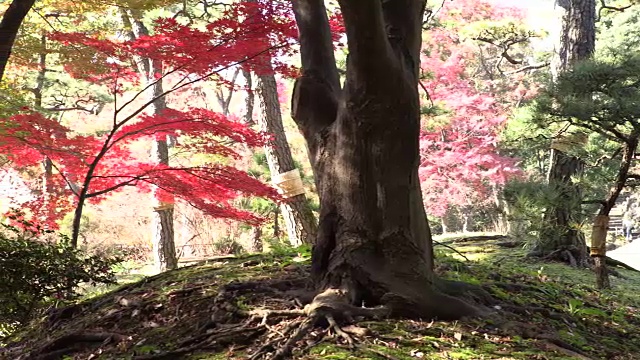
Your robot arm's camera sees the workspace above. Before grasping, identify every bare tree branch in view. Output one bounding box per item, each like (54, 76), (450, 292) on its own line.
(597, 0), (633, 21)
(503, 62), (550, 75)
(0, 0), (37, 83)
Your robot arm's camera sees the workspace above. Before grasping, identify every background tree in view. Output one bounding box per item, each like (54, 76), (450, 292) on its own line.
(0, 14), (291, 249)
(535, 55), (640, 288)
(242, 0), (318, 247)
(535, 0), (596, 266)
(0, 0), (36, 83)
(418, 0), (537, 233)
(121, 9), (178, 271)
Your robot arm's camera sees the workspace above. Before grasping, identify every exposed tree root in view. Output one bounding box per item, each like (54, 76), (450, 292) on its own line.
(539, 340), (594, 360)
(238, 288), (391, 360)
(537, 248), (583, 267)
(436, 279), (495, 306)
(437, 234), (510, 245)
(498, 304), (567, 322)
(531, 245), (639, 274)
(603, 256), (639, 272)
(494, 240), (524, 248)
(24, 332), (127, 360)
(243, 283), (489, 359)
(499, 320), (594, 359)
(134, 325), (266, 360)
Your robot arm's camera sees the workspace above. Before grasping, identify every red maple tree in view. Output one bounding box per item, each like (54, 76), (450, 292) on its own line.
(0, 1), (309, 243)
(418, 0), (536, 218)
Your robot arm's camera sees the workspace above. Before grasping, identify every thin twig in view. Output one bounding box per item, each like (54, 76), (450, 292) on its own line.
(433, 240), (470, 261)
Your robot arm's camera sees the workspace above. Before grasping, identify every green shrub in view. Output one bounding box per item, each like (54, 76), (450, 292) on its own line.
(0, 221), (121, 331)
(211, 236), (245, 255)
(263, 236), (297, 255)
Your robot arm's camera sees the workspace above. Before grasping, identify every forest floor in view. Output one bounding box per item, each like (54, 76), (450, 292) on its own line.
(3, 235), (640, 360)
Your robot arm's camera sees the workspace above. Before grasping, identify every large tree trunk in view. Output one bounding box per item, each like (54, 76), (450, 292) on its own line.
(255, 73), (317, 246)
(0, 0), (36, 83)
(553, 0), (596, 76)
(539, 0), (595, 265)
(291, 0), (479, 319)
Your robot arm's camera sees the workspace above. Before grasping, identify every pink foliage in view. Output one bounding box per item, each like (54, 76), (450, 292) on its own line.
(419, 0), (528, 217)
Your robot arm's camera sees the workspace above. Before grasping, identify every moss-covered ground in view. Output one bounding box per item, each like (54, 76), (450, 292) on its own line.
(2, 236), (640, 360)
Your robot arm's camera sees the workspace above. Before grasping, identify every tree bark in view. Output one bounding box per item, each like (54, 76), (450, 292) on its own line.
(539, 0), (595, 265)
(291, 0), (480, 319)
(123, 11), (177, 271)
(33, 33), (55, 228)
(255, 73), (317, 246)
(250, 226), (263, 253)
(147, 59), (177, 272)
(0, 0), (36, 83)
(150, 137), (178, 272)
(152, 197), (177, 271)
(537, 148), (588, 264)
(441, 217), (448, 235)
(589, 137), (639, 289)
(241, 68), (254, 126)
(461, 207), (471, 233)
(553, 0), (596, 76)
(273, 207), (280, 238)
(239, 0), (318, 247)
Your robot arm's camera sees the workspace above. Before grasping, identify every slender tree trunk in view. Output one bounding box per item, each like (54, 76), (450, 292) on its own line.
(589, 137), (639, 289)
(123, 11), (177, 271)
(250, 226), (263, 253)
(151, 136), (178, 271)
(41, 157), (53, 225)
(147, 60), (177, 272)
(461, 207), (471, 233)
(538, 0), (595, 265)
(492, 184), (510, 234)
(255, 74), (317, 246)
(70, 196), (85, 247)
(273, 207), (280, 238)
(0, 0), (36, 83)
(291, 0), (479, 319)
(241, 68), (254, 126)
(32, 33), (55, 227)
(240, 0), (318, 247)
(216, 68), (240, 116)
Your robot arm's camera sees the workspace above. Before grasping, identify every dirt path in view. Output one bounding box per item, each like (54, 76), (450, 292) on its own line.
(608, 240), (640, 271)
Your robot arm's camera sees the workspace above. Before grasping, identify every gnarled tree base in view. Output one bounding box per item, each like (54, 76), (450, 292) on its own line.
(528, 244), (589, 268)
(248, 282), (489, 360)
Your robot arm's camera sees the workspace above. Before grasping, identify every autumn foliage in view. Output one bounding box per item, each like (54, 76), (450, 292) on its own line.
(0, 1), (310, 229)
(418, 0), (534, 217)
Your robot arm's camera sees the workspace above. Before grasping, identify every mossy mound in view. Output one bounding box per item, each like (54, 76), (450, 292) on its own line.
(2, 237), (640, 359)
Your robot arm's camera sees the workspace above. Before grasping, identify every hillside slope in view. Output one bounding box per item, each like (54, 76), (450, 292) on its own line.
(2, 239), (640, 360)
